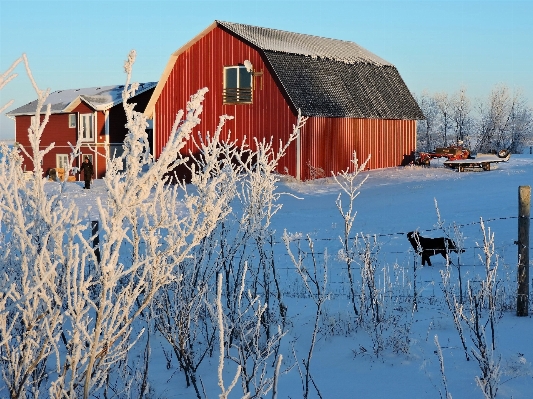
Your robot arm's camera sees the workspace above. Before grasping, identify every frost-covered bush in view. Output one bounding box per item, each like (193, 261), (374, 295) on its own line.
(0, 51), (239, 399)
(440, 220), (502, 399)
(334, 153), (415, 356)
(283, 231), (329, 399)
(153, 111), (304, 398)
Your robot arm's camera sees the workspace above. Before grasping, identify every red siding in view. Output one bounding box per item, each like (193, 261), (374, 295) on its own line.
(15, 113), (81, 177)
(154, 26), (298, 177)
(301, 117), (416, 180)
(15, 113), (78, 148)
(154, 25), (417, 180)
(13, 88), (154, 179)
(15, 107), (105, 179)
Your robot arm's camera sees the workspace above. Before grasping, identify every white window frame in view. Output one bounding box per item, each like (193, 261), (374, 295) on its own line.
(223, 66), (253, 104)
(80, 153), (95, 180)
(56, 154), (69, 170)
(68, 114), (76, 128)
(79, 113), (95, 142)
(82, 154), (94, 164)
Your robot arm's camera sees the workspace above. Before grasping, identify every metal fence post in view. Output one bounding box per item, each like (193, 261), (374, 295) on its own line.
(517, 186), (530, 316)
(91, 220), (101, 264)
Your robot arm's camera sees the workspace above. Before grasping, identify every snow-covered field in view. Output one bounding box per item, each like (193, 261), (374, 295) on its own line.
(48, 155), (533, 399)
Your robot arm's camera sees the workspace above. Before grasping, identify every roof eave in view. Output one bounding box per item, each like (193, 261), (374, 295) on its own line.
(64, 82), (158, 113)
(6, 109), (63, 117)
(63, 97), (84, 113)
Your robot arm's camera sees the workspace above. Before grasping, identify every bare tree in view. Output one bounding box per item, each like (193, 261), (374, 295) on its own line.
(417, 85), (532, 153)
(434, 92), (451, 147)
(416, 91), (439, 151)
(225, 262), (286, 398)
(434, 335), (453, 399)
(505, 91), (533, 153)
(476, 85), (514, 152)
(0, 54), (64, 399)
(153, 109), (304, 397)
(450, 87), (473, 146)
(0, 56), (24, 115)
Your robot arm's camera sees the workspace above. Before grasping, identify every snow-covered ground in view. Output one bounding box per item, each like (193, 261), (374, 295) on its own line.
(47, 154), (533, 399)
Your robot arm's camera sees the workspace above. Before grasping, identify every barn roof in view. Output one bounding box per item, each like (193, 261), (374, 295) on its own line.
(145, 21), (424, 120)
(264, 52), (422, 119)
(7, 82), (157, 116)
(217, 20), (392, 67)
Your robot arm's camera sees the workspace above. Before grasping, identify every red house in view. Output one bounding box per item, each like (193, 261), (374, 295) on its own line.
(7, 82), (156, 179)
(145, 21), (424, 180)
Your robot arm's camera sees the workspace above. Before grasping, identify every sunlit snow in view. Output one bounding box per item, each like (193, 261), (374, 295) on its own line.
(43, 154), (533, 399)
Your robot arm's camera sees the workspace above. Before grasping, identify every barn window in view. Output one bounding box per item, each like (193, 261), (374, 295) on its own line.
(223, 66), (252, 104)
(79, 113), (94, 142)
(68, 114), (76, 128)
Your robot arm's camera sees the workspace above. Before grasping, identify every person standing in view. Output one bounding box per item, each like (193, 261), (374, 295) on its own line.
(81, 156), (94, 189)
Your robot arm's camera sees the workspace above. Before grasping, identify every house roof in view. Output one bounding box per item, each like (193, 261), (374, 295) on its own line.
(145, 21), (424, 120)
(7, 82), (157, 116)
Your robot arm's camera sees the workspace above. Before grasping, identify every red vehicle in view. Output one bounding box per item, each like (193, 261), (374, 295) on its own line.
(415, 145), (471, 166)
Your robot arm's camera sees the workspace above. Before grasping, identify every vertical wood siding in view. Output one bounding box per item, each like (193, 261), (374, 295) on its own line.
(154, 25), (417, 180)
(300, 117), (416, 180)
(154, 26), (298, 178)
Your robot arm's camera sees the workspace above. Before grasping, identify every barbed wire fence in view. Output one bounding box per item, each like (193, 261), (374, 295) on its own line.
(269, 214), (531, 309)
(83, 212), (530, 309)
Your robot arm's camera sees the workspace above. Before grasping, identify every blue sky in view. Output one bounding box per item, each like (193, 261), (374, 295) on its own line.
(1, 0), (531, 140)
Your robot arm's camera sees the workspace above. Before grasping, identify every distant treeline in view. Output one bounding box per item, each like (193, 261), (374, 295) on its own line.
(415, 85), (533, 153)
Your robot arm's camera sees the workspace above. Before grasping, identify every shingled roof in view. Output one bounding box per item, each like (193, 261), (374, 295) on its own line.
(7, 82), (157, 116)
(217, 21), (424, 120)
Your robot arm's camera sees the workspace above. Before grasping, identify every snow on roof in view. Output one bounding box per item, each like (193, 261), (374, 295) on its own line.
(217, 20), (392, 66)
(145, 21), (423, 120)
(7, 82), (157, 116)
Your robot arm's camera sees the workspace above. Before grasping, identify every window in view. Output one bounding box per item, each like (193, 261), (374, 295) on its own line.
(69, 114), (76, 128)
(56, 154), (69, 169)
(83, 154), (94, 164)
(223, 66), (252, 104)
(79, 113), (94, 141)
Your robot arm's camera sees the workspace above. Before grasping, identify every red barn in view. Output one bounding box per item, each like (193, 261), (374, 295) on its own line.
(7, 82), (156, 179)
(145, 21), (424, 180)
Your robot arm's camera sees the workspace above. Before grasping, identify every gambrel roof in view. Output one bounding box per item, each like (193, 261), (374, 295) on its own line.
(7, 82), (157, 116)
(145, 21), (424, 120)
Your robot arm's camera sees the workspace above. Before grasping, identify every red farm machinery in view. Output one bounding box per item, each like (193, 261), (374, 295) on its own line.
(415, 145), (511, 171)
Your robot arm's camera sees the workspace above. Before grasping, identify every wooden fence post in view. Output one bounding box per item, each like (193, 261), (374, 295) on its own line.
(517, 186), (530, 316)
